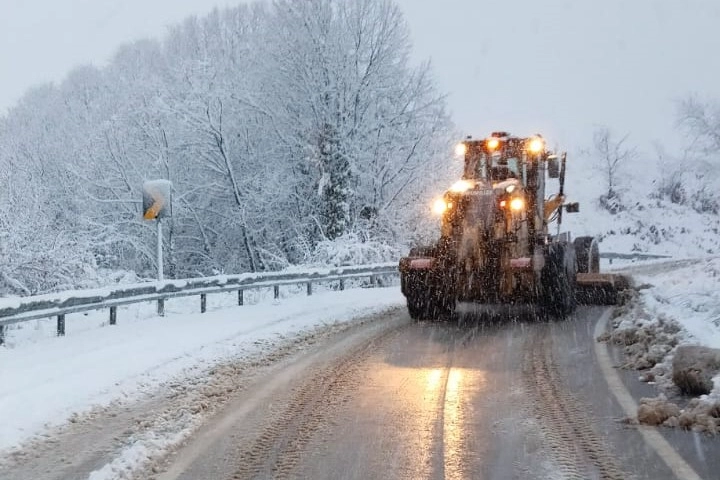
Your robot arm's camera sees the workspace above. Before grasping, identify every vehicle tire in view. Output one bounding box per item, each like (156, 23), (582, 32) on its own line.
(542, 242), (577, 317)
(402, 244), (455, 321)
(406, 291), (452, 321)
(406, 293), (423, 320)
(427, 292), (453, 320)
(402, 272), (427, 321)
(574, 236), (600, 274)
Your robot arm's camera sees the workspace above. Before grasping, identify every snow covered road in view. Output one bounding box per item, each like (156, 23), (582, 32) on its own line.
(0, 286), (405, 461)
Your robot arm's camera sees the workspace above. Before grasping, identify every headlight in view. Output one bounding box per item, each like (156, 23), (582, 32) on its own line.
(449, 179), (473, 193)
(486, 138), (500, 150)
(455, 143), (467, 156)
(510, 198), (525, 211)
(527, 137), (544, 154)
(432, 198), (449, 215)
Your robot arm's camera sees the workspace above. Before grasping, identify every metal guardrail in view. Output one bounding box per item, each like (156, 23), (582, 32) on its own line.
(600, 252), (671, 261)
(0, 263), (399, 344)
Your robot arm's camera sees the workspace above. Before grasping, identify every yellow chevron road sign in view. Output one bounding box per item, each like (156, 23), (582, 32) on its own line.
(142, 180), (172, 220)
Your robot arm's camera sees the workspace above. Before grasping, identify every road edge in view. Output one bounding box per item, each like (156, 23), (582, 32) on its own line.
(594, 308), (703, 480)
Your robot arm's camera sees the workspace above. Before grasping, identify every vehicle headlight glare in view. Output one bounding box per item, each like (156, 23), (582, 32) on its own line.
(432, 198), (448, 215)
(510, 198), (525, 211)
(449, 179), (473, 193)
(528, 137), (544, 154)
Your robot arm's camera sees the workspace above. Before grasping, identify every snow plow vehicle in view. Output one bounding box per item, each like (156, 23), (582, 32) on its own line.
(399, 132), (627, 320)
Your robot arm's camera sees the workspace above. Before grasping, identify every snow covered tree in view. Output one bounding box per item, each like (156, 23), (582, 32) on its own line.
(592, 127), (637, 214)
(0, 0), (453, 294)
(259, 0), (452, 253)
(651, 142), (687, 205)
(316, 122), (352, 240)
(677, 96), (720, 214)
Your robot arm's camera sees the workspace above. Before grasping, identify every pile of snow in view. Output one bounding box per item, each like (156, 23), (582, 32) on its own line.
(672, 345), (720, 395)
(600, 257), (720, 432)
(597, 296), (682, 378)
(636, 395), (681, 426)
(635, 395), (720, 434)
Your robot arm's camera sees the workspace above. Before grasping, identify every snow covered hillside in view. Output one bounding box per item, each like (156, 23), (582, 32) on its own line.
(561, 135), (720, 258)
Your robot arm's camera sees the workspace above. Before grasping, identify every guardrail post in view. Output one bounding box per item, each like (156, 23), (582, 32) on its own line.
(339, 279), (345, 291)
(306, 282), (312, 296)
(157, 299), (165, 317)
(0, 325), (5, 345)
(238, 289), (244, 306)
(57, 314), (65, 336)
(109, 306), (117, 325)
(274, 285), (280, 299)
(370, 275), (377, 287)
(201, 294), (207, 313)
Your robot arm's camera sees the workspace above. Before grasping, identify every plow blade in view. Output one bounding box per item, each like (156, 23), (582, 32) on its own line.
(576, 273), (631, 305)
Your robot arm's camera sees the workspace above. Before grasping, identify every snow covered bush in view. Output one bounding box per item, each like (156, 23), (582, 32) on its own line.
(306, 232), (401, 267)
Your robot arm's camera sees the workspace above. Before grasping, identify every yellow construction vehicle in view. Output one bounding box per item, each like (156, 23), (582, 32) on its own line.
(399, 132), (624, 320)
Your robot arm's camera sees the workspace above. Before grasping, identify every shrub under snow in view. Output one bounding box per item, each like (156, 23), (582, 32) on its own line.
(306, 232), (401, 267)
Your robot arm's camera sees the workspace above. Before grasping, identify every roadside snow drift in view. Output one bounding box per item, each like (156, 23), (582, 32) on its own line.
(602, 258), (720, 431)
(0, 286), (405, 452)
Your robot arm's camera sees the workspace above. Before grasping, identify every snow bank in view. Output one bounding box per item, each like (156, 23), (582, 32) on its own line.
(0, 286), (405, 452)
(672, 345), (720, 395)
(600, 257), (720, 432)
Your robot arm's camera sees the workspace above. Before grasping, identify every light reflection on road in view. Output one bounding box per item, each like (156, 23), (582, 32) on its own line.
(444, 368), (465, 480)
(420, 366), (485, 480)
(426, 368), (443, 391)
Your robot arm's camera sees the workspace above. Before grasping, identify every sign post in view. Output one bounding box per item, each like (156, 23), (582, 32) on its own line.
(157, 219), (164, 281)
(142, 180), (172, 315)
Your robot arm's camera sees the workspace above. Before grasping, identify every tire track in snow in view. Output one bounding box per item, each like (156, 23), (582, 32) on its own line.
(524, 326), (628, 480)
(228, 326), (402, 479)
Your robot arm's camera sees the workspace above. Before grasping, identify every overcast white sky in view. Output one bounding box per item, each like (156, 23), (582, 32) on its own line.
(2, 0), (720, 152)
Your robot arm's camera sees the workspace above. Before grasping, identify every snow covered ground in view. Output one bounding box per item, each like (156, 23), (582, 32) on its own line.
(0, 285), (405, 456)
(603, 257), (720, 430)
(629, 258), (720, 350)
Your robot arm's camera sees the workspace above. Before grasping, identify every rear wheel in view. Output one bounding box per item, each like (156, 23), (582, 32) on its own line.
(574, 236), (600, 273)
(406, 290), (453, 321)
(407, 296), (424, 320)
(427, 293), (453, 320)
(403, 271), (454, 321)
(542, 242), (578, 317)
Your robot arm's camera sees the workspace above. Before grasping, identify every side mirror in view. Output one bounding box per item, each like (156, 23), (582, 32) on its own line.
(547, 155), (560, 178)
(565, 202), (580, 213)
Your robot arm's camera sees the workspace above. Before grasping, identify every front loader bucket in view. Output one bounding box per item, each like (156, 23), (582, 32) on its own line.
(576, 273), (631, 305)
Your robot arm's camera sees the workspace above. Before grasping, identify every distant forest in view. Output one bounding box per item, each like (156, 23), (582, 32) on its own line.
(0, 0), (454, 295)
